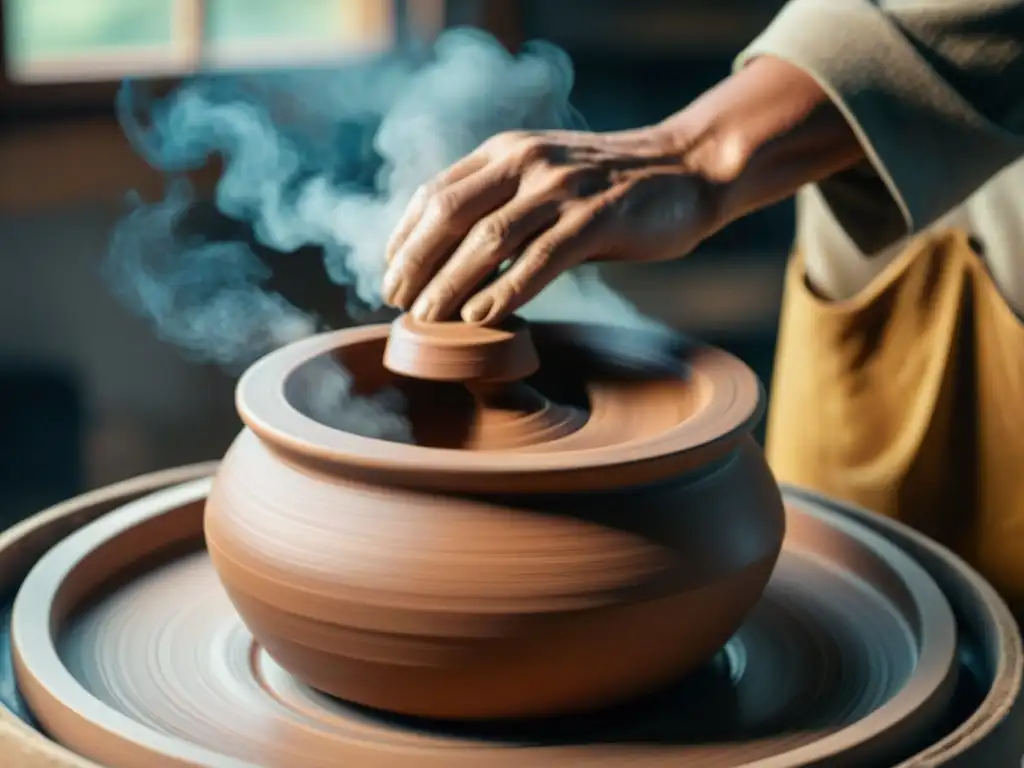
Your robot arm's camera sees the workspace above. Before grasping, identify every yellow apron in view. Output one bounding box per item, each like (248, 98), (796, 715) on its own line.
(766, 230), (1024, 612)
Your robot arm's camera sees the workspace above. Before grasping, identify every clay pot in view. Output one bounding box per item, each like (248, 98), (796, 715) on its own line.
(204, 319), (784, 720)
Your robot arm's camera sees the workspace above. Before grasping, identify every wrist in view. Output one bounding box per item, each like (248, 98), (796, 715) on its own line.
(652, 56), (865, 222)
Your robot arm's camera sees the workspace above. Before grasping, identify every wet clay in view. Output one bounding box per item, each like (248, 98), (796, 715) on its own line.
(383, 314), (540, 384)
(383, 315), (585, 450)
(205, 320), (786, 719)
(12, 479), (958, 767)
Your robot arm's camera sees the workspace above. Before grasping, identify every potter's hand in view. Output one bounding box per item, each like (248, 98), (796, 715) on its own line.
(382, 128), (726, 324)
(381, 56), (865, 325)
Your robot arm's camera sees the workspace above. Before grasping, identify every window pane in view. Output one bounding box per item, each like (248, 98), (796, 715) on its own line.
(204, 0), (346, 44)
(5, 0), (176, 61)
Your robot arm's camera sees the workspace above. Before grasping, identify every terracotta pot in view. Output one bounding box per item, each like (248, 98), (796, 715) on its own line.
(204, 320), (784, 719)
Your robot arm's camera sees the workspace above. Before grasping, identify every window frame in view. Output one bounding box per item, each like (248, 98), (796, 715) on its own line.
(0, 0), (417, 118)
(0, 0), (523, 210)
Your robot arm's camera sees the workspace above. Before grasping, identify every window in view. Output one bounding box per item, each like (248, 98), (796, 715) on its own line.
(3, 0), (395, 84)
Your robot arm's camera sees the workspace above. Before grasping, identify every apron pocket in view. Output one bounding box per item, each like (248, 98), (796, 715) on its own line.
(766, 231), (970, 543)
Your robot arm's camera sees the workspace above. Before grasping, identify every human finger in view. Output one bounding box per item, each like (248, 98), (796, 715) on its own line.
(461, 207), (606, 324)
(409, 197), (560, 321)
(384, 152), (488, 266)
(383, 166), (518, 309)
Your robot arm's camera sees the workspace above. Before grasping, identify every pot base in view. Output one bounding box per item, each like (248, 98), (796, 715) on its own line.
(11, 480), (958, 767)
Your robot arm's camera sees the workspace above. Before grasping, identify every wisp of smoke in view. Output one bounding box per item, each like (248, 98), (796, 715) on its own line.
(106, 29), (660, 440)
(106, 181), (317, 367)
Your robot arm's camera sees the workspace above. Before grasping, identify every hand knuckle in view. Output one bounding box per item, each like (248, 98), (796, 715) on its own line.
(431, 282), (455, 307)
(425, 191), (458, 223)
(535, 167), (583, 197)
(481, 133), (512, 156)
(488, 130), (527, 149)
(515, 137), (549, 164)
(494, 278), (521, 304)
(505, 273), (532, 301)
(396, 250), (424, 274)
(475, 218), (509, 250)
(547, 167), (576, 187)
(520, 246), (551, 276)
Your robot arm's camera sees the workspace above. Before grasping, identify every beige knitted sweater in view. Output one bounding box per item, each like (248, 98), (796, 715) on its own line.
(738, 0), (1024, 313)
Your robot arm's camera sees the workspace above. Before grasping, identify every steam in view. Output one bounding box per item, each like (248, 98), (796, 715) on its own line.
(106, 182), (317, 366)
(106, 29), (660, 440)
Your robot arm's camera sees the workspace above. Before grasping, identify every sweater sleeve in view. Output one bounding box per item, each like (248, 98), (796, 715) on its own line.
(735, 0), (1024, 255)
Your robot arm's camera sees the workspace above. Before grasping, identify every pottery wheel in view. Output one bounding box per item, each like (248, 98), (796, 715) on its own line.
(12, 480), (956, 767)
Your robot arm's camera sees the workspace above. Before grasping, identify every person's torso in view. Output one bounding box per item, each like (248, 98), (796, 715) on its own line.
(776, 164), (1024, 611)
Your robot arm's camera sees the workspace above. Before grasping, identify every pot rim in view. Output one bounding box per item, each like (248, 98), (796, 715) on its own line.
(235, 322), (764, 493)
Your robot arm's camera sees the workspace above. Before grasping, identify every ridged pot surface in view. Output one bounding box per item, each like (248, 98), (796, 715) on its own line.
(204, 322), (783, 719)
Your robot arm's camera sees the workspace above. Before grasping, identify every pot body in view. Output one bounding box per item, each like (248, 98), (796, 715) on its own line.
(204, 428), (785, 720)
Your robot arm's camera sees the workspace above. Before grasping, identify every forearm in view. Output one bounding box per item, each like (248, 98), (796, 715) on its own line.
(643, 56), (864, 231)
(732, 0), (1024, 255)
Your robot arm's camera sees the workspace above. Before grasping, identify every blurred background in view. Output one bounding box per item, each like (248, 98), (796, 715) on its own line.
(0, 0), (793, 527)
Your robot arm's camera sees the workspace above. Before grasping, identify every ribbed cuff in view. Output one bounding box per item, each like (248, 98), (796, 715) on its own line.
(735, 0), (1024, 254)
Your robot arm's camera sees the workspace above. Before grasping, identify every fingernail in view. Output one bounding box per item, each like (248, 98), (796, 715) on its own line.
(393, 286), (415, 310)
(382, 273), (403, 306)
(462, 295), (494, 324)
(411, 297), (435, 321)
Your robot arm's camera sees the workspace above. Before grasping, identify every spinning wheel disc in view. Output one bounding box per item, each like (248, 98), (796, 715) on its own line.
(12, 480), (956, 767)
